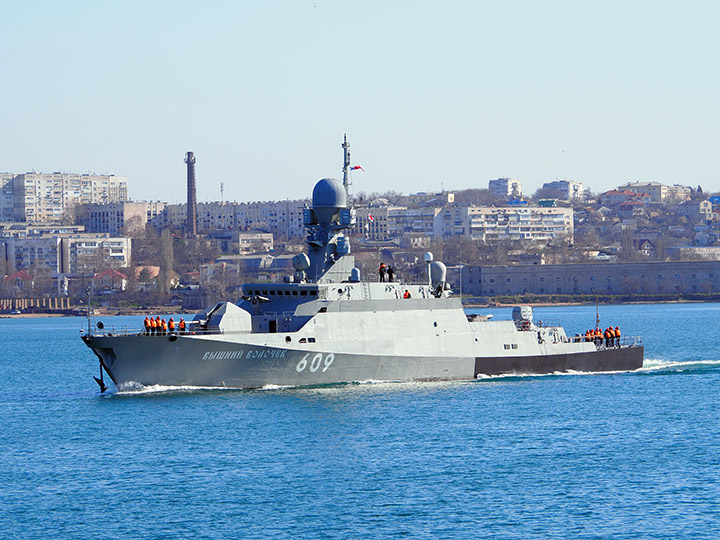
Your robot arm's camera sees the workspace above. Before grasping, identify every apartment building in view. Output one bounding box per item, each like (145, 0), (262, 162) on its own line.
(156, 200), (308, 238)
(2, 173), (128, 223)
(435, 206), (573, 243)
(351, 206), (394, 241)
(0, 174), (14, 221)
(77, 201), (167, 235)
(541, 180), (584, 200)
(0, 225), (131, 274)
(488, 178), (522, 198)
(387, 207), (441, 238)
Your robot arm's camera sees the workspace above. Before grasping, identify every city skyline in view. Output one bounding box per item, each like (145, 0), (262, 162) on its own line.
(2, 1), (718, 203)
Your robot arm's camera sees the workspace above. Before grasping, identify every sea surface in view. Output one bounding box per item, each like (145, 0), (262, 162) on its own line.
(1, 303), (719, 539)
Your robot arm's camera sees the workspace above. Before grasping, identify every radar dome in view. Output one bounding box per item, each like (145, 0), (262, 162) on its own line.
(312, 178), (347, 209)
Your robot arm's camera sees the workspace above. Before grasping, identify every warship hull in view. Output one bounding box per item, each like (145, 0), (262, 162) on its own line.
(83, 332), (644, 390)
(80, 147), (645, 391)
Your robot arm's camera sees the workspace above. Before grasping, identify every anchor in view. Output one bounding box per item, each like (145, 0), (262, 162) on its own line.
(94, 361), (108, 393)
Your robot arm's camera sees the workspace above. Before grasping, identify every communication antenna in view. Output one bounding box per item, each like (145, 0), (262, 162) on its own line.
(220, 182), (224, 203)
(595, 292), (600, 330)
(341, 134), (351, 199)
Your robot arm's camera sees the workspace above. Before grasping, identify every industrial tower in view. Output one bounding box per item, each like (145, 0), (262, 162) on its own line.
(185, 151), (197, 236)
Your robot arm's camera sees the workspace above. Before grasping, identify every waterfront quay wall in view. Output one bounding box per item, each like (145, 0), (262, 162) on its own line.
(460, 261), (720, 297)
(0, 297), (71, 312)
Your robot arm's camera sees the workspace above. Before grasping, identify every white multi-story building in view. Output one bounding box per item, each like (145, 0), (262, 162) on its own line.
(6, 172), (128, 223)
(207, 230), (274, 254)
(351, 206), (395, 241)
(156, 200), (308, 238)
(388, 207), (441, 238)
(0, 173), (14, 221)
(488, 178), (522, 198)
(0, 226), (131, 275)
(615, 181), (693, 203)
(541, 180), (584, 200)
(77, 201), (167, 235)
(434, 205), (573, 243)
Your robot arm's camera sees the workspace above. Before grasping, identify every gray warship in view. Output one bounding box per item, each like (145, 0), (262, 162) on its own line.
(82, 139), (644, 391)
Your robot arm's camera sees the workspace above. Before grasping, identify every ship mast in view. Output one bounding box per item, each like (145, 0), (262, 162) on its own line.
(342, 133), (351, 200)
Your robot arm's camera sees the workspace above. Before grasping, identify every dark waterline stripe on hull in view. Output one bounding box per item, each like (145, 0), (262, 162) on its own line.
(474, 347), (644, 376)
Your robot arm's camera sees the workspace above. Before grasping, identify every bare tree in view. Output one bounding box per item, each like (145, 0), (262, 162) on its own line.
(158, 229), (174, 294)
(122, 215), (146, 238)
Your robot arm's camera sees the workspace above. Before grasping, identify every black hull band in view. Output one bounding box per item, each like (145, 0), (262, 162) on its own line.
(475, 346), (644, 377)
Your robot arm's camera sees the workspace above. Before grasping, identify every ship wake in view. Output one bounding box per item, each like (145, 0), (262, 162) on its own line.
(636, 358), (720, 375)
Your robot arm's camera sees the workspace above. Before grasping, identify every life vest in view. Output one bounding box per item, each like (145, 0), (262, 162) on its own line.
(150, 318), (157, 329)
(179, 319), (186, 331)
(403, 291), (411, 299)
(168, 318), (175, 331)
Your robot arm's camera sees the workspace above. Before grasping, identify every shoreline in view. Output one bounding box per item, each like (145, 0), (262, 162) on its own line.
(1, 297), (717, 319)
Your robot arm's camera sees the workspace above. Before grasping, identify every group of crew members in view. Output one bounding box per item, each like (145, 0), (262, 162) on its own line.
(583, 326), (621, 347)
(378, 263), (395, 282)
(143, 316), (186, 336)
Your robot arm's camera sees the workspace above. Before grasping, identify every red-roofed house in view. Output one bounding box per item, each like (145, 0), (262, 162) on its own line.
(2, 270), (34, 294)
(601, 190), (651, 206)
(618, 200), (646, 220)
(91, 269), (128, 293)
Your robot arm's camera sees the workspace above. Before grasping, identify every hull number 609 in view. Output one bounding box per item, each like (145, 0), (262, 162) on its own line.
(296, 353), (335, 373)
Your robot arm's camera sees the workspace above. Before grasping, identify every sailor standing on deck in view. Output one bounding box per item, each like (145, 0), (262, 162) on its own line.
(168, 317), (175, 333)
(178, 318), (186, 334)
(379, 263), (387, 282)
(615, 326), (621, 347)
(144, 317), (150, 336)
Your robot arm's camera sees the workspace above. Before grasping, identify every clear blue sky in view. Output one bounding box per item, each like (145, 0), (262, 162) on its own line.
(2, 0), (718, 203)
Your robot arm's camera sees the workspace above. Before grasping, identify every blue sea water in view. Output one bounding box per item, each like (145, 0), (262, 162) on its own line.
(1, 303), (719, 539)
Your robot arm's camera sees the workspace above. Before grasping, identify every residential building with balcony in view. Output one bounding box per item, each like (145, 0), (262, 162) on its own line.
(434, 206), (573, 243)
(5, 172), (128, 223)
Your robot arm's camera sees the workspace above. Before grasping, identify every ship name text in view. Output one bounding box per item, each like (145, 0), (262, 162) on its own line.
(202, 349), (288, 360)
